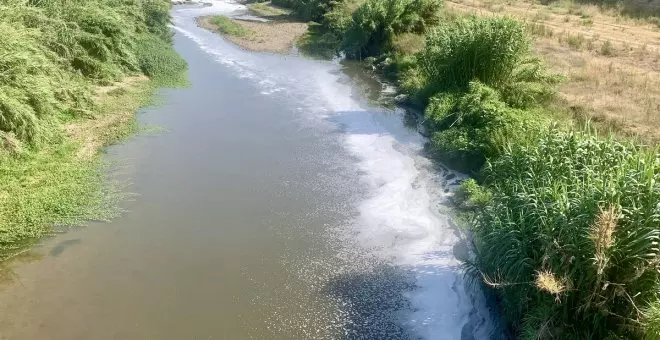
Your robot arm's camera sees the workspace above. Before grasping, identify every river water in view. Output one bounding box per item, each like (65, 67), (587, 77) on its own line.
(0, 2), (498, 339)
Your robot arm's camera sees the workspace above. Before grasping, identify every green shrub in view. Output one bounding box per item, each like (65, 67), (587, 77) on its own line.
(419, 17), (526, 97)
(416, 17), (559, 107)
(499, 58), (562, 109)
(0, 21), (68, 144)
(426, 82), (541, 172)
(466, 129), (660, 338)
(323, 0), (355, 34)
(142, 0), (174, 42)
(296, 0), (334, 21)
(297, 22), (342, 58)
(340, 0), (443, 59)
(391, 32), (426, 54)
(454, 178), (492, 210)
(271, 0), (334, 21)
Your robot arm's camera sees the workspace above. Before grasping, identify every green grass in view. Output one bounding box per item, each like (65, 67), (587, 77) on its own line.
(209, 16), (253, 38)
(392, 33), (426, 54)
(0, 0), (187, 261)
(461, 128), (660, 339)
(247, 2), (291, 17)
(340, 0), (443, 59)
(0, 143), (122, 259)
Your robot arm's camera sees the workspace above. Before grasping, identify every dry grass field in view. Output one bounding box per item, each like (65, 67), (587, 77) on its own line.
(447, 0), (660, 141)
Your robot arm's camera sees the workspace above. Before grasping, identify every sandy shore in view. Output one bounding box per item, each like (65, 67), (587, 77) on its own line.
(197, 16), (307, 54)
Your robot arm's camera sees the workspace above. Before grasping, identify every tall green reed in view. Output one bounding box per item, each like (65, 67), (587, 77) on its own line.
(463, 128), (660, 339)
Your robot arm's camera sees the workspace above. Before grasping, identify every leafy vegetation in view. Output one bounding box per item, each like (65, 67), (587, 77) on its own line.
(0, 0), (186, 259)
(425, 82), (546, 170)
(270, 0), (335, 21)
(297, 22), (343, 58)
(417, 17), (559, 106)
(340, 0), (443, 59)
(0, 0), (186, 147)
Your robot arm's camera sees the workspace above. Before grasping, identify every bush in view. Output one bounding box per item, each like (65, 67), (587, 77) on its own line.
(323, 0), (355, 34)
(0, 22), (62, 144)
(297, 22), (342, 58)
(454, 178), (492, 210)
(340, 0), (443, 59)
(425, 82), (541, 172)
(465, 129), (660, 338)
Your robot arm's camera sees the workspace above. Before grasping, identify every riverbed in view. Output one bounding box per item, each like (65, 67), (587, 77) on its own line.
(0, 1), (497, 339)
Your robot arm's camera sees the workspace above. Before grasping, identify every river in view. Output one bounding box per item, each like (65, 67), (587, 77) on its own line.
(0, 1), (498, 339)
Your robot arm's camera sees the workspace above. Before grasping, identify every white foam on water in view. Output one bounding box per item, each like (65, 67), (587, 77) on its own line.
(309, 71), (496, 339)
(172, 4), (497, 338)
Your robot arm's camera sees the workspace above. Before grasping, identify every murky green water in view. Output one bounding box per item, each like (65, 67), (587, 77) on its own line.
(0, 2), (497, 339)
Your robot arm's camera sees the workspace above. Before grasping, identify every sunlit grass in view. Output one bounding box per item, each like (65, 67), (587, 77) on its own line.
(209, 16), (254, 38)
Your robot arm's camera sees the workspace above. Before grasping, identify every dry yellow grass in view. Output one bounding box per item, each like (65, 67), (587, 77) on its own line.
(535, 270), (567, 296)
(446, 0), (660, 142)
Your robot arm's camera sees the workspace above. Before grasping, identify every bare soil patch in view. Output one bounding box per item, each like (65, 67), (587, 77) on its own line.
(198, 16), (307, 54)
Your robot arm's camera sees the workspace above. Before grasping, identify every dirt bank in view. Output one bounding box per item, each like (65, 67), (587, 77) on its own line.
(197, 16), (307, 54)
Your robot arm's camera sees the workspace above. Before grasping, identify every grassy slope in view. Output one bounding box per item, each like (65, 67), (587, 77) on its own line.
(0, 0), (187, 260)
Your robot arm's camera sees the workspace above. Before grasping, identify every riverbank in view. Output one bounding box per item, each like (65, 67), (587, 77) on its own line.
(197, 15), (307, 53)
(0, 1), (187, 261)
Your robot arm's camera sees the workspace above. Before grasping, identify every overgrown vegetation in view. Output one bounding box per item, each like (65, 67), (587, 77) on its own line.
(339, 0), (443, 59)
(461, 129), (659, 339)
(0, 0), (186, 259)
(409, 17), (559, 171)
